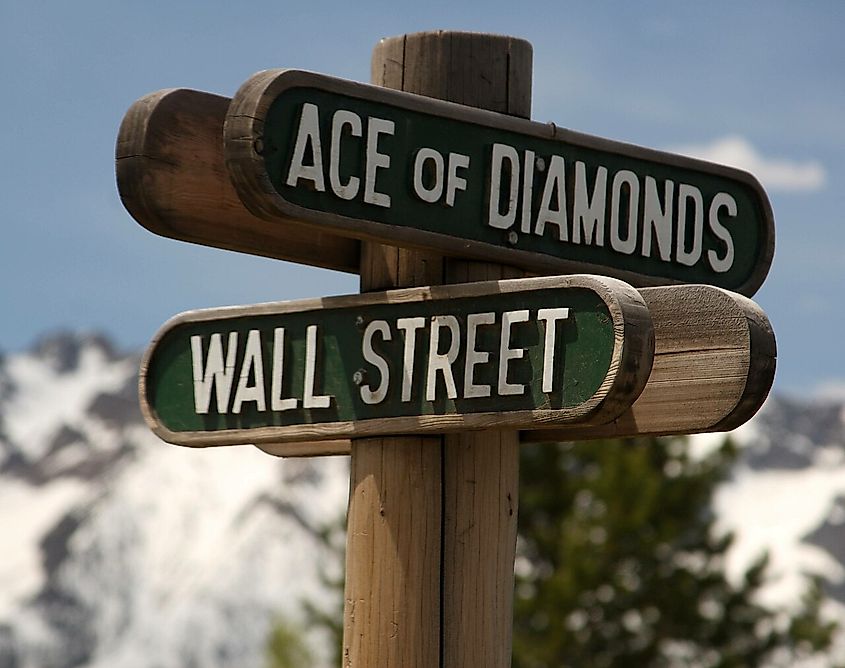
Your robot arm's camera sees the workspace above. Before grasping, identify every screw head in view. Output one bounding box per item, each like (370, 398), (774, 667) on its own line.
(352, 369), (366, 386)
(507, 230), (519, 246)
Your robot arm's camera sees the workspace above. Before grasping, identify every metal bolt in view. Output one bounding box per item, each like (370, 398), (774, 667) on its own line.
(536, 156), (546, 172)
(355, 315), (365, 329)
(352, 369), (367, 386)
(507, 230), (519, 246)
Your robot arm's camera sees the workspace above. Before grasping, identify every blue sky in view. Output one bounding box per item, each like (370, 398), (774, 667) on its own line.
(0, 1), (842, 396)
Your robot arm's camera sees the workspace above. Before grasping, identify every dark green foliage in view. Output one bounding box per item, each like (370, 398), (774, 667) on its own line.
(514, 436), (837, 668)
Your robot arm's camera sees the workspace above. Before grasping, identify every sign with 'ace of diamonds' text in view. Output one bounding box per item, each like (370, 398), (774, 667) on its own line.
(226, 69), (775, 296)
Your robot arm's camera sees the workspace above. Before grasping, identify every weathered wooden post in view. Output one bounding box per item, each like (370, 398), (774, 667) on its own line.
(343, 31), (532, 667)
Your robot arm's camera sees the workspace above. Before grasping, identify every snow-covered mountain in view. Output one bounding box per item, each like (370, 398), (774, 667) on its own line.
(711, 395), (845, 631)
(0, 333), (350, 668)
(1, 332), (844, 667)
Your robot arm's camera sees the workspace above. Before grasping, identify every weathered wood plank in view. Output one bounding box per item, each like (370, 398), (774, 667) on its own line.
(116, 88), (359, 273)
(522, 284), (776, 441)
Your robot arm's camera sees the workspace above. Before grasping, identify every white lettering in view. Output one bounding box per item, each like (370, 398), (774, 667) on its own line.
(488, 143), (520, 229)
(303, 325), (332, 409)
(498, 310), (529, 396)
(642, 177), (674, 261)
(537, 308), (570, 393)
(463, 312), (495, 399)
(360, 320), (391, 405)
(707, 192), (737, 273)
(572, 161), (608, 246)
(285, 103), (325, 191)
(328, 109), (362, 200)
(445, 153), (470, 207)
(364, 117), (394, 208)
(271, 328), (298, 411)
(191, 332), (238, 414)
(520, 150), (535, 233)
(412, 148), (444, 203)
(609, 170), (639, 255)
(397, 317), (425, 402)
(676, 183), (704, 267)
(232, 329), (266, 414)
(426, 315), (460, 401)
(534, 155), (568, 241)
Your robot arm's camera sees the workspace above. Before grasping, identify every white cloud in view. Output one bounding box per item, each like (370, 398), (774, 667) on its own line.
(670, 135), (827, 193)
(812, 381), (845, 403)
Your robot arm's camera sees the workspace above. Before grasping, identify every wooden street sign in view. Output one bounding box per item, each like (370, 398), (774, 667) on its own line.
(116, 88), (359, 273)
(255, 282), (776, 456)
(523, 283), (776, 442)
(139, 275), (654, 451)
(122, 30), (780, 668)
(225, 69), (775, 296)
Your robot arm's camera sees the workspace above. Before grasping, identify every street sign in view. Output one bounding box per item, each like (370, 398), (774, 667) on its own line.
(140, 275), (654, 450)
(256, 282), (776, 457)
(225, 69), (775, 296)
(124, 31), (780, 668)
(116, 88), (359, 273)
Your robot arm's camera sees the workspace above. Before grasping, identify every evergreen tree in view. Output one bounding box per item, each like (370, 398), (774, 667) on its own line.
(514, 436), (837, 667)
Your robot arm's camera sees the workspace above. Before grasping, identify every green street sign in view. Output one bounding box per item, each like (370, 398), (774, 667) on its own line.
(140, 275), (654, 449)
(226, 70), (775, 296)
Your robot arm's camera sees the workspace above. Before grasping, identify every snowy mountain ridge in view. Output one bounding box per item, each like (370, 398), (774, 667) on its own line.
(1, 331), (844, 667)
(0, 332), (349, 668)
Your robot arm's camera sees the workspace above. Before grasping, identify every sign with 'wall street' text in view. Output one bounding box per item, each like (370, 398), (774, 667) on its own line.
(225, 70), (774, 296)
(140, 275), (654, 450)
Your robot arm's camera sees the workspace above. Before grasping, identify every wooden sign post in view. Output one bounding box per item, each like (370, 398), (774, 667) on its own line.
(338, 32), (534, 668)
(118, 29), (778, 668)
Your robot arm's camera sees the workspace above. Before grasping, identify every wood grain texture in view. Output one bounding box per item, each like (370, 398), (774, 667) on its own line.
(442, 429), (520, 668)
(522, 284), (776, 442)
(115, 88), (359, 273)
(374, 31), (533, 116)
(342, 31), (533, 668)
(343, 437), (442, 668)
